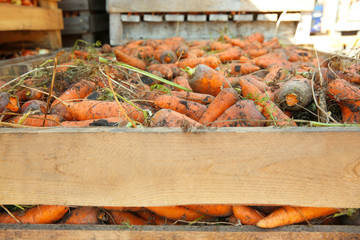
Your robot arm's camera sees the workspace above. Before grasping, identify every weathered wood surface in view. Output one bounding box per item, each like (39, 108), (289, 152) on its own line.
(0, 4), (63, 31)
(62, 14), (109, 35)
(0, 225), (359, 240)
(59, 0), (105, 11)
(0, 127), (359, 208)
(106, 0), (315, 13)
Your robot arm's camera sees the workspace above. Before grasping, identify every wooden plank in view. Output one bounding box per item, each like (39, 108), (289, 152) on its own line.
(62, 16), (90, 35)
(165, 14), (185, 22)
(0, 225), (359, 240)
(0, 30), (62, 50)
(59, 0), (105, 11)
(107, 0), (315, 13)
(187, 14), (207, 22)
(233, 14), (254, 21)
(0, 4), (63, 31)
(257, 14), (278, 21)
(0, 127), (359, 208)
(121, 14), (141, 22)
(109, 13), (122, 46)
(209, 14), (229, 22)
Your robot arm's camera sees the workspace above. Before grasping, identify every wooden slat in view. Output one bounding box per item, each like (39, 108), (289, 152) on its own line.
(0, 225), (359, 240)
(0, 127), (359, 208)
(59, 0), (105, 11)
(0, 4), (63, 31)
(106, 0), (315, 13)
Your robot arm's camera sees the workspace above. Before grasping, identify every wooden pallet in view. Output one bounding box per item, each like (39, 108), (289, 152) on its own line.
(0, 0), (63, 50)
(107, 0), (315, 45)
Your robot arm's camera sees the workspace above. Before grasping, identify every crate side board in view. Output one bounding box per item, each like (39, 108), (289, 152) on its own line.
(0, 127), (359, 208)
(0, 225), (359, 240)
(106, 0), (315, 13)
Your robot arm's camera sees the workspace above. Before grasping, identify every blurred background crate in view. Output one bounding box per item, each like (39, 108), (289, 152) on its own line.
(59, 0), (109, 47)
(106, 0), (315, 45)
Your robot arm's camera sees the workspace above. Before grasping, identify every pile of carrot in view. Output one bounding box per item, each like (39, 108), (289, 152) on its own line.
(1, 32), (359, 128)
(0, 204), (345, 228)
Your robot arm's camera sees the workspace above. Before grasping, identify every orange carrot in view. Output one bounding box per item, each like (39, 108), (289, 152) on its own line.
(102, 207), (142, 212)
(174, 44), (189, 59)
(188, 48), (205, 58)
(137, 208), (175, 225)
(199, 88), (239, 125)
(211, 100), (266, 127)
(183, 205), (232, 217)
(9, 114), (62, 127)
(114, 49), (147, 70)
(230, 38), (247, 49)
(146, 206), (205, 221)
(228, 63), (260, 76)
(0, 205), (68, 224)
(154, 49), (177, 64)
(150, 109), (202, 127)
(256, 206), (340, 228)
(328, 78), (360, 123)
(215, 47), (244, 63)
(154, 94), (207, 121)
(108, 211), (147, 225)
(20, 100), (47, 114)
(232, 205), (265, 225)
(246, 48), (268, 58)
(51, 80), (95, 109)
(263, 37), (282, 49)
(246, 32), (265, 43)
(188, 64), (230, 96)
(147, 64), (174, 80)
(172, 76), (193, 91)
(61, 207), (104, 224)
(130, 45), (154, 60)
(52, 100), (146, 123)
(177, 56), (220, 69)
(61, 117), (127, 127)
(276, 78), (312, 110)
(206, 41), (232, 51)
(0, 92), (19, 113)
(16, 88), (43, 101)
(239, 78), (297, 126)
(170, 91), (215, 104)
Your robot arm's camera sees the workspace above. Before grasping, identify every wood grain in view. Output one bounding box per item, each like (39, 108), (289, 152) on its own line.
(0, 4), (63, 31)
(0, 225), (359, 240)
(107, 0), (315, 13)
(0, 127), (359, 208)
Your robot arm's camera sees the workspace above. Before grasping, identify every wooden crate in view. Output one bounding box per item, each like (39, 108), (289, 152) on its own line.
(0, 0), (63, 50)
(59, 0), (109, 46)
(107, 0), (315, 45)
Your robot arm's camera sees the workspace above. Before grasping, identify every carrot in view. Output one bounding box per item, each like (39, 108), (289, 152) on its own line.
(52, 100), (146, 122)
(174, 45), (189, 58)
(188, 64), (230, 96)
(154, 49), (177, 64)
(246, 48), (268, 58)
(0, 92), (19, 113)
(276, 78), (312, 110)
(170, 91), (215, 104)
(172, 76), (193, 91)
(215, 47), (244, 63)
(147, 64), (174, 80)
(228, 63), (260, 76)
(199, 88), (239, 125)
(71, 50), (90, 60)
(206, 41), (233, 51)
(256, 206), (340, 228)
(51, 80), (95, 109)
(108, 211), (147, 225)
(230, 39), (247, 49)
(232, 205), (265, 225)
(328, 78), (360, 123)
(177, 56), (220, 69)
(154, 94), (207, 121)
(150, 109), (202, 127)
(0, 205), (68, 224)
(188, 48), (205, 58)
(55, 61), (75, 73)
(183, 205), (232, 217)
(102, 207), (142, 212)
(114, 49), (147, 70)
(239, 78), (297, 126)
(130, 46), (154, 60)
(265, 64), (289, 82)
(240, 75), (270, 93)
(20, 100), (47, 114)
(61, 207), (104, 224)
(246, 32), (265, 43)
(137, 208), (175, 225)
(61, 117), (127, 127)
(9, 114), (62, 127)
(211, 100), (266, 127)
(16, 88), (43, 101)
(146, 206), (205, 221)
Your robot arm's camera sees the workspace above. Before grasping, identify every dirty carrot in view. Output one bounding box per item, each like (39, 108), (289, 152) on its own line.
(172, 76), (193, 92)
(147, 64), (174, 80)
(246, 32), (265, 43)
(20, 100), (47, 114)
(154, 49), (177, 64)
(276, 78), (312, 110)
(246, 48), (268, 58)
(170, 91), (215, 104)
(146, 206), (205, 221)
(215, 47), (244, 63)
(102, 207), (142, 212)
(61, 117), (127, 127)
(61, 207), (104, 224)
(0, 92), (19, 113)
(230, 38), (247, 49)
(0, 205), (68, 224)
(232, 205), (265, 225)
(16, 88), (43, 101)
(108, 211), (147, 225)
(183, 205), (232, 217)
(177, 56), (220, 69)
(228, 63), (260, 76)
(211, 100), (266, 127)
(9, 114), (62, 127)
(114, 49), (147, 70)
(256, 206), (340, 228)
(199, 88), (239, 125)
(187, 64), (230, 96)
(137, 208), (175, 225)
(150, 109), (202, 127)
(154, 94), (207, 121)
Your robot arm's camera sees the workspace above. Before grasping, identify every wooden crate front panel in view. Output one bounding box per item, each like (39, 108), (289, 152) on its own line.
(0, 127), (359, 208)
